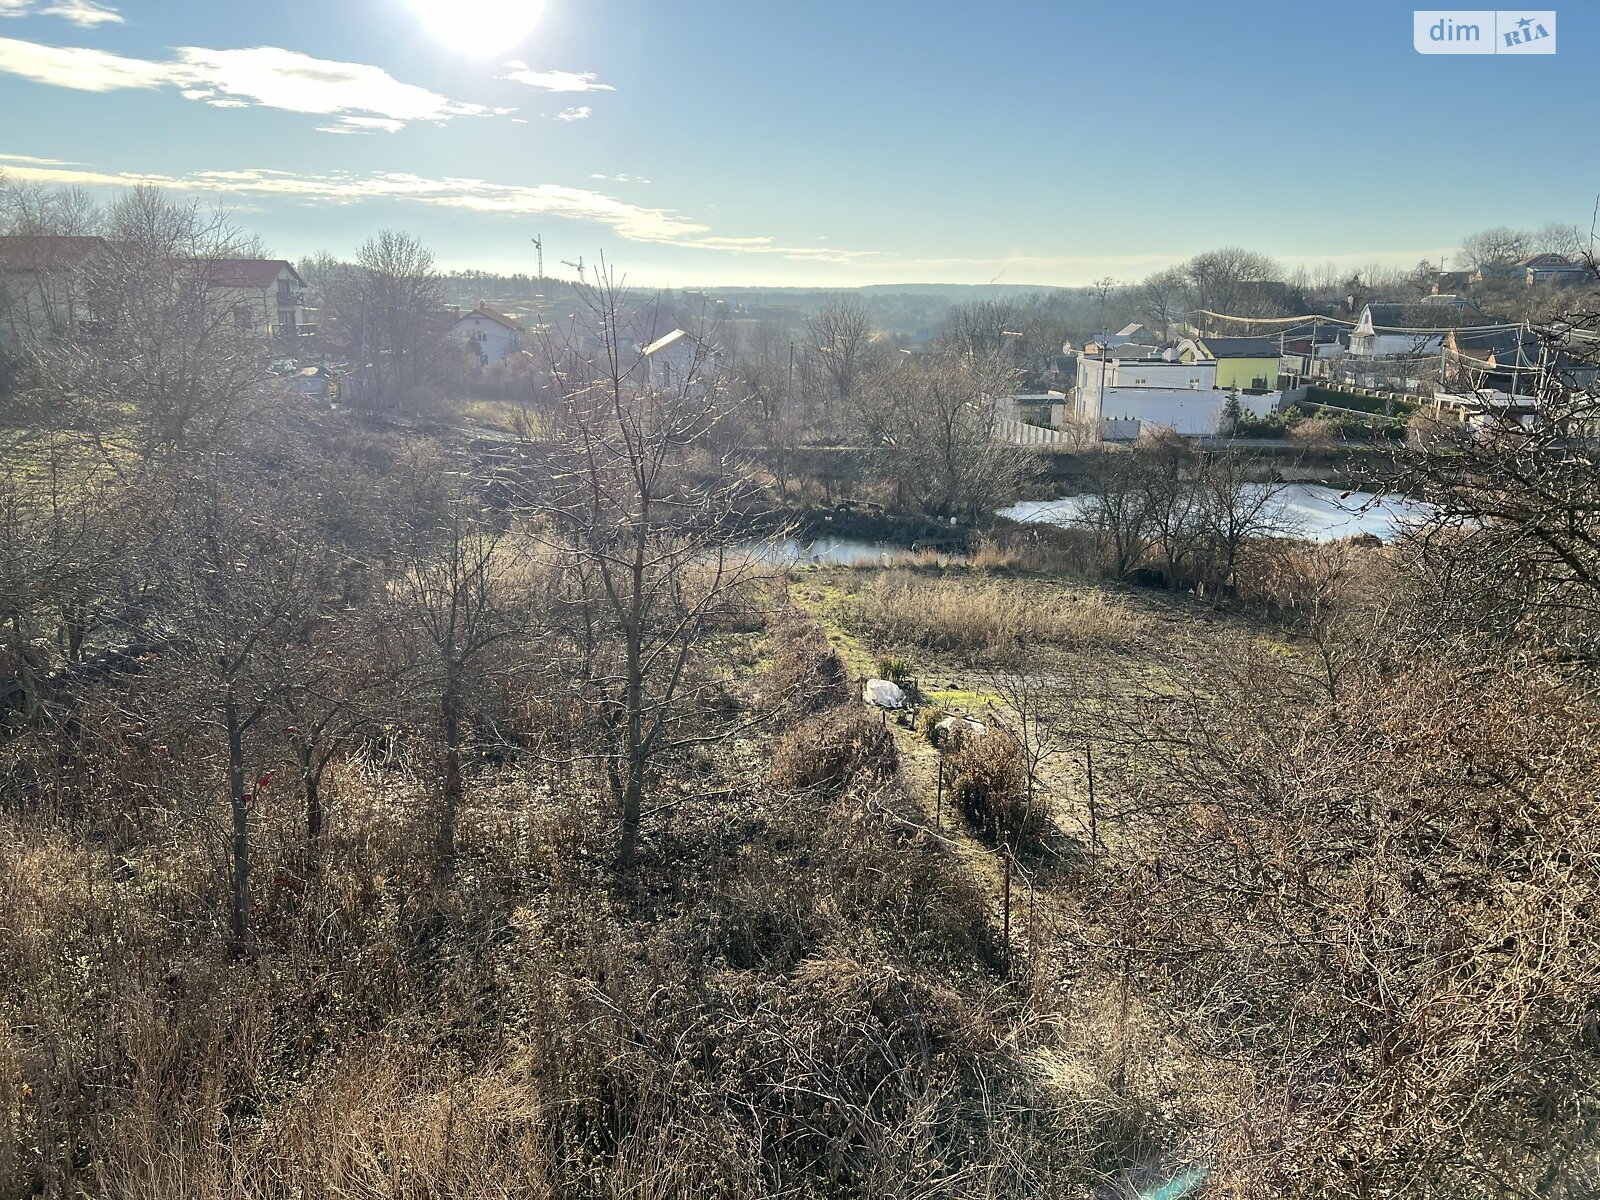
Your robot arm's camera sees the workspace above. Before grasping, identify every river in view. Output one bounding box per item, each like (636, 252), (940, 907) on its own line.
(999, 483), (1434, 543)
(730, 485), (1432, 567)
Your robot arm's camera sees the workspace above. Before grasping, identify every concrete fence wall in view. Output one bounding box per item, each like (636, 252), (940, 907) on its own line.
(994, 416), (1073, 446)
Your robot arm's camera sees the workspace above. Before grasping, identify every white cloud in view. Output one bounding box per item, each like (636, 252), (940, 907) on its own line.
(0, 36), (503, 130)
(0, 158), (882, 264)
(0, 36), (168, 88)
(590, 172), (649, 184)
(0, 150), (81, 165)
(0, 0), (122, 26)
(315, 115), (407, 135)
(502, 64), (612, 92)
(554, 105), (590, 121)
(39, 0), (120, 25)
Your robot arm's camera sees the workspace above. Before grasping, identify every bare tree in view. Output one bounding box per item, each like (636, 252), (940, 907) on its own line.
(150, 458), (333, 957)
(939, 300), (1028, 371)
(1082, 450), (1155, 578)
(537, 268), (761, 871)
(394, 459), (535, 875)
(23, 187), (274, 461)
(851, 350), (1033, 522)
(1182, 247), (1282, 322)
(1133, 266), (1186, 342)
(804, 296), (874, 429)
(328, 230), (450, 411)
(1458, 226), (1534, 273)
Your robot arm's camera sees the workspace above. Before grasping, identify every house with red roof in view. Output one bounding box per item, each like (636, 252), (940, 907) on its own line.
(206, 259), (311, 341)
(0, 234), (108, 343)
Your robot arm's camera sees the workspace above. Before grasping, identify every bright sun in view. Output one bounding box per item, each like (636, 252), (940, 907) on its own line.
(407, 0), (543, 57)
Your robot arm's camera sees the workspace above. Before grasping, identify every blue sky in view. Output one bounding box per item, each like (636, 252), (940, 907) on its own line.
(0, 0), (1593, 285)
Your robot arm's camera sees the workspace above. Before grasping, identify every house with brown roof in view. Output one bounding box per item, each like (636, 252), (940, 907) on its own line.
(206, 259), (310, 341)
(449, 302), (523, 366)
(0, 234), (107, 343)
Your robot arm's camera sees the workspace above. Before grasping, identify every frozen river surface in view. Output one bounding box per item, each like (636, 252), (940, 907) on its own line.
(999, 483), (1434, 543)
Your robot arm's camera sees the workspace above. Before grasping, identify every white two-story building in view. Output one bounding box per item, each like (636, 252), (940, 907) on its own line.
(450, 303), (523, 366)
(207, 259), (311, 343)
(1075, 350), (1277, 438)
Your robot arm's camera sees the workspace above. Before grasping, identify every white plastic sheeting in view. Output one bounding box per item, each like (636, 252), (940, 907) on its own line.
(863, 678), (906, 709)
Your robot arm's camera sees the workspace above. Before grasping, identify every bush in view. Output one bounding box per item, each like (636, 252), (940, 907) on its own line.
(770, 707), (899, 793)
(764, 612), (850, 719)
(949, 730), (1042, 849)
(874, 654), (913, 681)
(916, 705), (949, 743)
(1233, 410), (1292, 438)
(1288, 416), (1341, 447)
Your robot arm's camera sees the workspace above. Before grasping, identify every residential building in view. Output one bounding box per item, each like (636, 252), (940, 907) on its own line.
(0, 234), (106, 343)
(1178, 336), (1281, 390)
(1473, 253), (1596, 287)
(1075, 352), (1276, 438)
(1347, 304), (1445, 358)
(1518, 253), (1593, 287)
(450, 302), (523, 366)
(997, 391), (1067, 428)
(1444, 327), (1600, 396)
(642, 327), (717, 389)
(207, 259), (310, 342)
(1419, 293), (1489, 321)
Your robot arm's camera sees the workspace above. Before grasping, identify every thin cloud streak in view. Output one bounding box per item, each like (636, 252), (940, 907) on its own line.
(0, 36), (504, 131)
(0, 158), (883, 264)
(501, 62), (613, 92)
(0, 0), (122, 26)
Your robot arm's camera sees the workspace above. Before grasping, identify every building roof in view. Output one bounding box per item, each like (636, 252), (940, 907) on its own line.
(207, 259), (301, 289)
(1360, 303), (1463, 331)
(1195, 336), (1279, 358)
(455, 303), (521, 332)
(643, 328), (694, 357)
(0, 234), (108, 272)
(1450, 327), (1539, 366)
(1514, 252), (1573, 268)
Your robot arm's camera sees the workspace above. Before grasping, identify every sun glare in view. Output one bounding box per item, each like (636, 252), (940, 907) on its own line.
(407, 0), (543, 57)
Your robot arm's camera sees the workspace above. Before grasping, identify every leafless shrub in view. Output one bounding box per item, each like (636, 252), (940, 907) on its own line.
(762, 609), (850, 720)
(769, 705), (898, 793)
(949, 727), (1041, 849)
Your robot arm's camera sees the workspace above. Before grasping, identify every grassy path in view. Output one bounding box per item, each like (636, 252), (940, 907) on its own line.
(786, 572), (1019, 923)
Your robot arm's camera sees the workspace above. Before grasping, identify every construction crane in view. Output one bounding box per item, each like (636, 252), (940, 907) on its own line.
(530, 235), (543, 281)
(561, 255), (585, 278)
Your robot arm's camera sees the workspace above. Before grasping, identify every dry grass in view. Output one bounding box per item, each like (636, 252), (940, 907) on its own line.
(840, 569), (1145, 655)
(0, 645), (1102, 1200)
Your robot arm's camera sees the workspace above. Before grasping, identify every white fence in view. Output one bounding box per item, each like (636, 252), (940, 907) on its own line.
(994, 417), (1072, 446)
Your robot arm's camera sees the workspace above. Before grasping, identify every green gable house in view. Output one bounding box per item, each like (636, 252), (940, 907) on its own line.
(1178, 336), (1282, 392)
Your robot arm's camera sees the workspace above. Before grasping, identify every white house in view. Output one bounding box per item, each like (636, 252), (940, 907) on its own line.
(207, 259), (310, 342)
(1348, 304), (1445, 358)
(1075, 353), (1277, 439)
(641, 327), (717, 389)
(450, 303), (523, 366)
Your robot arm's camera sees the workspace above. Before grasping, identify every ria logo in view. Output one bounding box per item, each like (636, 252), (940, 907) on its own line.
(1413, 10), (1556, 53)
